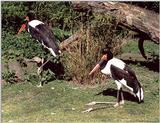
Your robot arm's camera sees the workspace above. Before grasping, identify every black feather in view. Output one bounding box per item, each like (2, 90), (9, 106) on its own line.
(110, 64), (141, 93)
(28, 24), (60, 55)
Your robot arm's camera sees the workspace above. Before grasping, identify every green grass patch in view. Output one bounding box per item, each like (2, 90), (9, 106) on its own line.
(121, 40), (159, 55)
(2, 65), (159, 122)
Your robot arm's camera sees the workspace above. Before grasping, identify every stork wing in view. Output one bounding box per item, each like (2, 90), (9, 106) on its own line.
(29, 24), (60, 55)
(110, 64), (139, 89)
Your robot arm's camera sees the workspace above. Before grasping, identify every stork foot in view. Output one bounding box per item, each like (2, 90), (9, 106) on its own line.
(36, 83), (43, 88)
(82, 108), (93, 113)
(86, 101), (96, 106)
(114, 103), (120, 108)
(37, 67), (42, 76)
(114, 101), (124, 108)
(119, 100), (124, 105)
(84, 101), (116, 113)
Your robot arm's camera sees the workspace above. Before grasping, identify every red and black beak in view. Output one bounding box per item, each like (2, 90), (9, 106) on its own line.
(17, 16), (29, 35)
(89, 54), (108, 76)
(17, 23), (26, 34)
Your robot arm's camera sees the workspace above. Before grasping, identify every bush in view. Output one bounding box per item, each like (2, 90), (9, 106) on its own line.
(2, 31), (46, 59)
(61, 14), (128, 84)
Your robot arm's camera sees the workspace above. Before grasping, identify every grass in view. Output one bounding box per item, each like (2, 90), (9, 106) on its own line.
(2, 65), (159, 122)
(121, 39), (159, 55)
(2, 40), (159, 122)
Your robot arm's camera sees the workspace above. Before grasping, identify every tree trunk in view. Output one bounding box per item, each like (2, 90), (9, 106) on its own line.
(72, 1), (160, 44)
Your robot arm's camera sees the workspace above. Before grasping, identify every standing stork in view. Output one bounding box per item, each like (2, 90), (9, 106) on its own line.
(87, 48), (144, 110)
(17, 11), (61, 86)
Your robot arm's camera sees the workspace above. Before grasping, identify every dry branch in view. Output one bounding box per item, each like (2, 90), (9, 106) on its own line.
(60, 32), (83, 50)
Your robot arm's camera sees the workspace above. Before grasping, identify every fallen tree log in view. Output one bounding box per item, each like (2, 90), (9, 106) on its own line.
(72, 2), (160, 59)
(60, 31), (83, 50)
(72, 1), (159, 43)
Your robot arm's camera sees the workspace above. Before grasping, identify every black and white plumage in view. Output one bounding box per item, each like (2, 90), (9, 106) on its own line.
(27, 20), (61, 56)
(18, 12), (61, 87)
(18, 12), (61, 57)
(101, 57), (144, 107)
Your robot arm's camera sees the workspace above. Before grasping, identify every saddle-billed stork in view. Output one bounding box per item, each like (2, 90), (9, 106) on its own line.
(86, 48), (144, 111)
(17, 11), (61, 86)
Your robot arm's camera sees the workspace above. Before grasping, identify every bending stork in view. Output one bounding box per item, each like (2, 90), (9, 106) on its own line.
(88, 48), (144, 109)
(17, 11), (61, 86)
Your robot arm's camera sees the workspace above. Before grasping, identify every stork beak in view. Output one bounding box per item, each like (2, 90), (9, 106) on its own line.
(17, 16), (29, 35)
(17, 23), (26, 35)
(89, 63), (101, 76)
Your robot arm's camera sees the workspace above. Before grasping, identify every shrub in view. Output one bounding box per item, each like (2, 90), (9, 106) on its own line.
(2, 31), (45, 59)
(61, 14), (128, 84)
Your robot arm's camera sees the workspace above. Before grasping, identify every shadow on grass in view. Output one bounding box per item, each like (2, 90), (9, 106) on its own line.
(96, 88), (138, 103)
(37, 59), (65, 86)
(121, 55), (159, 72)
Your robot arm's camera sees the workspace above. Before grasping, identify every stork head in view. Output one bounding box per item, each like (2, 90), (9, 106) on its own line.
(26, 11), (35, 21)
(136, 87), (144, 103)
(100, 48), (113, 61)
(17, 11), (35, 34)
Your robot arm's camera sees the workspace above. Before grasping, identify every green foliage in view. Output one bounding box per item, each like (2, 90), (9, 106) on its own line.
(52, 27), (71, 42)
(2, 1), (78, 33)
(2, 69), (17, 84)
(24, 70), (56, 86)
(41, 70), (56, 83)
(24, 72), (39, 85)
(1, 1), (29, 32)
(2, 31), (45, 59)
(31, 2), (76, 30)
(2, 27), (71, 60)
(1, 1), (76, 64)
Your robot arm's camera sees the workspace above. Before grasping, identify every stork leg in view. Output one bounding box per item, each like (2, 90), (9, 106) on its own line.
(36, 57), (53, 87)
(37, 58), (51, 75)
(37, 76), (43, 87)
(120, 90), (124, 105)
(114, 89), (120, 107)
(36, 58), (44, 87)
(114, 80), (123, 107)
